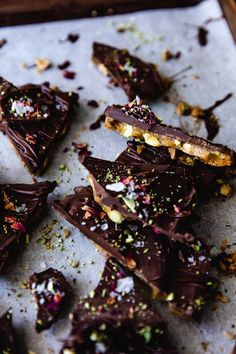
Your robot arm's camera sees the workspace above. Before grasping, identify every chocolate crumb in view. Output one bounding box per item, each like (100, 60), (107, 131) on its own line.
(0, 38), (7, 49)
(87, 100), (99, 108)
(58, 60), (71, 70)
(198, 26), (208, 46)
(67, 33), (79, 43)
(89, 114), (105, 130)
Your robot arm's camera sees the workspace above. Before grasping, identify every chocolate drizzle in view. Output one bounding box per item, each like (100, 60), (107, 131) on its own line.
(0, 79), (78, 175)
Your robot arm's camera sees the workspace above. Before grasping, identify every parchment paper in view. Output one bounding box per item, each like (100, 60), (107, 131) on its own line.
(0, 0), (236, 353)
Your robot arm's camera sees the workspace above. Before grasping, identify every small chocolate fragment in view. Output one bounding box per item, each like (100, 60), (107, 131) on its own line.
(0, 39), (7, 49)
(0, 310), (19, 353)
(61, 258), (177, 353)
(29, 267), (71, 332)
(53, 186), (215, 319)
(81, 155), (196, 235)
(0, 78), (78, 174)
(104, 98), (235, 167)
(0, 181), (56, 270)
(92, 42), (164, 100)
(214, 251), (236, 274)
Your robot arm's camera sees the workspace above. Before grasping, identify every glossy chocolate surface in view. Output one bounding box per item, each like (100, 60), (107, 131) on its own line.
(54, 186), (214, 319)
(61, 258), (176, 353)
(93, 42), (164, 100)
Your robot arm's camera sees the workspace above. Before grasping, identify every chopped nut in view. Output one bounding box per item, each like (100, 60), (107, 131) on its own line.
(35, 58), (52, 73)
(215, 292), (230, 303)
(220, 183), (233, 197)
(223, 331), (236, 340)
(63, 229), (71, 238)
(176, 101), (191, 116)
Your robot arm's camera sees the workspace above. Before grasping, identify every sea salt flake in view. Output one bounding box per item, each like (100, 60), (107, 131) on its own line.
(106, 182), (126, 192)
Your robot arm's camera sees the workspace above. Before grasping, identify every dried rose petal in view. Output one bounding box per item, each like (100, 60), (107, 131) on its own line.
(63, 71), (76, 80)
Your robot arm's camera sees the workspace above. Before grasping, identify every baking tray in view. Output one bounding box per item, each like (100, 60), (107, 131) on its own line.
(0, 0), (236, 352)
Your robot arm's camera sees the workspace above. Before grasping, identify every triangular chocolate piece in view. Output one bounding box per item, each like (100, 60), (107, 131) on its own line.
(104, 98), (235, 167)
(0, 180), (56, 270)
(81, 156), (196, 238)
(61, 258), (177, 353)
(0, 78), (78, 174)
(93, 42), (164, 100)
(29, 267), (71, 332)
(53, 186), (215, 319)
(0, 310), (19, 353)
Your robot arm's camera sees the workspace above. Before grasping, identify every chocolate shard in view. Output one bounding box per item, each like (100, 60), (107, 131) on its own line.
(117, 140), (233, 198)
(80, 155), (196, 239)
(0, 310), (19, 354)
(53, 186), (215, 319)
(61, 258), (177, 354)
(28, 267), (71, 332)
(0, 180), (56, 270)
(0, 79), (79, 175)
(92, 42), (164, 101)
(104, 98), (235, 167)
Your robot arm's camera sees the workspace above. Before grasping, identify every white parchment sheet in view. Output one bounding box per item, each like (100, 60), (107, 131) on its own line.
(0, 0), (236, 352)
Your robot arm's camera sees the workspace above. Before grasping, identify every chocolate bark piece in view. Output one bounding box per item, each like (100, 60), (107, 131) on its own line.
(0, 310), (19, 354)
(1, 81), (78, 175)
(29, 267), (71, 332)
(81, 156), (196, 236)
(104, 99), (235, 167)
(0, 181), (56, 270)
(117, 140), (232, 198)
(92, 42), (164, 100)
(53, 186), (215, 319)
(61, 258), (177, 354)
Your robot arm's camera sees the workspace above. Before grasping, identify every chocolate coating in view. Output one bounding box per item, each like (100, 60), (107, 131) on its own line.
(61, 258), (177, 354)
(81, 155), (196, 236)
(93, 42), (164, 100)
(53, 186), (215, 319)
(0, 180), (56, 270)
(1, 80), (78, 175)
(29, 267), (71, 332)
(104, 102), (235, 167)
(117, 140), (232, 198)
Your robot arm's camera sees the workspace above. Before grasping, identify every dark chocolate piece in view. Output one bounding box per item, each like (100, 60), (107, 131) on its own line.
(53, 186), (215, 319)
(104, 99), (235, 167)
(29, 267), (71, 332)
(81, 155), (196, 238)
(0, 181), (56, 270)
(61, 258), (177, 353)
(117, 140), (233, 198)
(0, 310), (19, 354)
(93, 42), (164, 100)
(1, 79), (78, 175)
